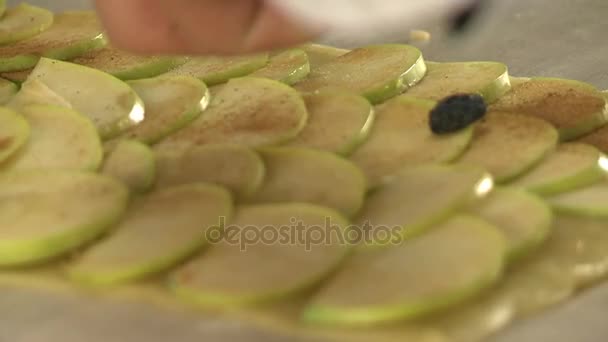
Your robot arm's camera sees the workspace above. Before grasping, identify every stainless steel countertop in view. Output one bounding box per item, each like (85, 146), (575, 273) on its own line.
(4, 0), (608, 341)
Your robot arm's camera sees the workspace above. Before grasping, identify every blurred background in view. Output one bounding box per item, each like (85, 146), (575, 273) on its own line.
(9, 0), (608, 88)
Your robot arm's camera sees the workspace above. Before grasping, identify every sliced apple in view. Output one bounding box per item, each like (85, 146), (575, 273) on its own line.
(305, 215), (506, 326)
(67, 183), (232, 286)
(0, 171), (129, 266)
(0, 106), (29, 163)
(431, 243), (576, 340)
(158, 77), (307, 148)
(577, 92), (608, 151)
(163, 54), (269, 85)
(155, 144), (264, 200)
(295, 44), (427, 104)
(356, 164), (493, 246)
(429, 288), (515, 342)
(24, 57), (145, 139)
(0, 77), (17, 104)
(0, 11), (106, 72)
(1, 105), (102, 172)
(0, 68), (29, 83)
(250, 148), (366, 217)
(170, 203), (351, 308)
(472, 188), (553, 261)
(406, 62), (511, 104)
(509, 76), (531, 86)
(0, 3), (53, 45)
(503, 258), (576, 317)
(457, 112), (559, 183)
(490, 78), (608, 141)
(509, 143), (608, 196)
(251, 49), (310, 85)
(350, 97), (473, 188)
(285, 90), (374, 155)
(300, 43), (349, 69)
(244, 299), (449, 342)
(435, 257), (576, 333)
(577, 126), (608, 153)
(115, 76), (209, 144)
(535, 214), (608, 288)
(73, 46), (186, 80)
(7, 78), (72, 110)
(549, 183), (608, 217)
(102, 140), (155, 193)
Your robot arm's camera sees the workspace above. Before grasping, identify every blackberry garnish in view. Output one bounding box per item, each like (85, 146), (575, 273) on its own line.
(429, 94), (487, 134)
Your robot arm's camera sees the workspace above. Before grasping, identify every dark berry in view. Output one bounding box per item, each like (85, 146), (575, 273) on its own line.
(429, 94), (487, 134)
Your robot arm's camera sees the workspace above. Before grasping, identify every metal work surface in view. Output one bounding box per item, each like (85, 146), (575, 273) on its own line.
(3, 0), (608, 341)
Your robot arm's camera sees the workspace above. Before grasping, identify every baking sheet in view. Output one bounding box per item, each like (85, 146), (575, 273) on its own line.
(4, 0), (608, 341)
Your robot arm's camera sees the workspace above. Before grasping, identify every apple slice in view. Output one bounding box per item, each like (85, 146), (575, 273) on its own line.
(285, 90), (374, 155)
(304, 215), (506, 326)
(158, 77), (307, 148)
(251, 49), (309, 85)
(102, 140), (155, 193)
(577, 92), (608, 152)
(241, 299), (448, 342)
(0, 68), (29, 83)
(509, 76), (531, 86)
(300, 43), (349, 69)
(155, 144), (264, 200)
(169, 203), (351, 308)
(405, 62), (511, 104)
(0, 77), (17, 104)
(489, 78), (608, 141)
(429, 288), (515, 342)
(471, 188), (553, 261)
(67, 183), (232, 286)
(295, 44), (427, 104)
(0, 11), (106, 72)
(356, 164), (493, 246)
(431, 241), (577, 340)
(250, 148), (366, 217)
(73, 46), (187, 80)
(549, 183), (608, 217)
(456, 112), (559, 183)
(577, 126), (608, 153)
(1, 105), (102, 172)
(350, 97), (473, 188)
(500, 257), (576, 317)
(0, 107), (29, 163)
(7, 78), (72, 109)
(0, 171), (129, 266)
(438, 256), (576, 327)
(436, 256), (574, 339)
(115, 76), (209, 144)
(535, 214), (608, 288)
(24, 58), (145, 139)
(0, 3), (53, 45)
(163, 54), (269, 85)
(509, 143), (608, 196)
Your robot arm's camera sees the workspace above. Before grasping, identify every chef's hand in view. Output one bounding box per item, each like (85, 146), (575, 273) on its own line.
(94, 0), (319, 55)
